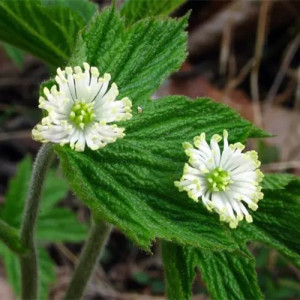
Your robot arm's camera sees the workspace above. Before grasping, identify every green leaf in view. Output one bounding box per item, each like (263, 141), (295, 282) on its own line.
(120, 0), (186, 26)
(1, 158), (86, 244)
(37, 207), (87, 242)
(161, 241), (195, 300)
(0, 157), (31, 228)
(0, 245), (55, 300)
(69, 7), (188, 107)
(261, 173), (295, 190)
(235, 175), (300, 267)
(40, 169), (69, 210)
(162, 241), (263, 300)
(0, 244), (21, 296)
(1, 42), (24, 68)
(195, 246), (262, 300)
(0, 0), (87, 66)
(247, 124), (271, 139)
(38, 248), (56, 300)
(38, 170), (87, 243)
(41, 0), (98, 23)
(56, 95), (265, 251)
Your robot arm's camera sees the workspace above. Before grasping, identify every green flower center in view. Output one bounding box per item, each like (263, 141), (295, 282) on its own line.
(69, 100), (95, 128)
(206, 167), (231, 192)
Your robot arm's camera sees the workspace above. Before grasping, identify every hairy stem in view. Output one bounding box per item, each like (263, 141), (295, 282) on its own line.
(0, 219), (26, 254)
(19, 143), (54, 300)
(64, 218), (112, 300)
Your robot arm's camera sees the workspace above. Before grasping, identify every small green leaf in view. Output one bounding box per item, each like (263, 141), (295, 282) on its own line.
(56, 95), (265, 251)
(120, 0), (186, 26)
(1, 157), (31, 228)
(235, 175), (300, 267)
(0, 0), (87, 66)
(162, 241), (263, 300)
(70, 7), (188, 107)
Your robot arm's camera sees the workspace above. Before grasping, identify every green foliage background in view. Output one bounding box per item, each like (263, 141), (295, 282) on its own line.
(0, 158), (87, 298)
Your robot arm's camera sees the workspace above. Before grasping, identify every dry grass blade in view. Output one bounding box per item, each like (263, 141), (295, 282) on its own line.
(219, 2), (237, 76)
(250, 0), (272, 127)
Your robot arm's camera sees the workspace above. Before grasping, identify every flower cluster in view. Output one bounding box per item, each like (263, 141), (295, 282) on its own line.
(175, 130), (264, 228)
(32, 63), (132, 151)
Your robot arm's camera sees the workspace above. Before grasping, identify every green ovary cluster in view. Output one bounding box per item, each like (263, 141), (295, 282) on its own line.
(69, 100), (95, 128)
(206, 167), (232, 192)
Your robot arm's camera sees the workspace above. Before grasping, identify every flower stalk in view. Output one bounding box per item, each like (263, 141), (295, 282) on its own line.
(64, 217), (112, 300)
(19, 143), (54, 300)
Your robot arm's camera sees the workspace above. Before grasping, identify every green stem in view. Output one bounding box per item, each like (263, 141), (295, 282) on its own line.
(19, 143), (54, 300)
(0, 219), (26, 254)
(64, 217), (112, 300)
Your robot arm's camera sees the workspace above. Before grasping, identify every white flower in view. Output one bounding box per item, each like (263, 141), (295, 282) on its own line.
(32, 63), (132, 152)
(175, 130), (264, 229)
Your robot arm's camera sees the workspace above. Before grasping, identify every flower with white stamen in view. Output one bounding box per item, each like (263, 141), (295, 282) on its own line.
(175, 130), (264, 229)
(32, 63), (132, 151)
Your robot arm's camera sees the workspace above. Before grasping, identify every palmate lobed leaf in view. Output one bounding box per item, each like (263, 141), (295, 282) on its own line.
(69, 7), (188, 107)
(56, 95), (266, 251)
(120, 0), (187, 26)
